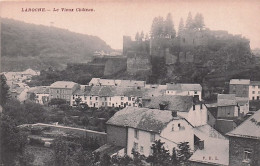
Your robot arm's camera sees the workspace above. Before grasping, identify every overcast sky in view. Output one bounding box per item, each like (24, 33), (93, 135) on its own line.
(1, 0), (260, 49)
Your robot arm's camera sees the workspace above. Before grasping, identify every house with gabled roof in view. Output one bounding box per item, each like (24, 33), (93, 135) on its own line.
(49, 81), (80, 103)
(105, 107), (194, 157)
(165, 83), (202, 100)
(227, 110), (260, 166)
(27, 86), (50, 105)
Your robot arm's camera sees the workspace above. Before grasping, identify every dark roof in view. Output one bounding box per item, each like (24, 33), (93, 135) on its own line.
(143, 95), (194, 112)
(227, 110), (260, 139)
(94, 144), (124, 156)
(250, 81), (260, 86)
(89, 86), (114, 97)
(106, 107), (182, 133)
(218, 94), (237, 106)
(166, 83), (202, 91)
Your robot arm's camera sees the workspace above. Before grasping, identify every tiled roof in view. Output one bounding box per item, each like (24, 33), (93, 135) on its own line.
(230, 79), (250, 85)
(166, 83), (182, 91)
(94, 144), (124, 156)
(235, 97), (249, 106)
(119, 80), (145, 87)
(218, 94), (236, 106)
(143, 95), (194, 112)
(73, 86), (92, 95)
(106, 107), (181, 133)
(28, 86), (50, 94)
(227, 110), (260, 139)
(89, 86), (115, 97)
(250, 81), (260, 86)
(50, 81), (78, 89)
(189, 137), (229, 166)
(166, 83), (202, 91)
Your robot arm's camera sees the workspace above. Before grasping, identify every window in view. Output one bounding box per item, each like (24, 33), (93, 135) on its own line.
(193, 105), (196, 110)
(128, 97), (131, 101)
(243, 150), (252, 162)
(110, 97), (111, 101)
(171, 124), (175, 131)
(253, 91), (255, 94)
(258, 91), (260, 94)
(178, 123), (181, 128)
(102, 102), (104, 106)
(134, 129), (139, 139)
(90, 97), (92, 100)
(150, 133), (155, 142)
(121, 102), (123, 105)
(140, 146), (144, 153)
(90, 101), (92, 105)
(253, 85), (255, 89)
(96, 97), (98, 100)
(253, 97), (255, 100)
(194, 91), (197, 94)
(133, 142), (138, 151)
(57, 90), (59, 93)
(132, 98), (135, 101)
(200, 104), (203, 109)
(105, 97), (107, 101)
(121, 97), (124, 100)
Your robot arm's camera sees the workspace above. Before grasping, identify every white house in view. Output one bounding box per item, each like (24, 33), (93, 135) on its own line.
(73, 86), (145, 108)
(106, 107), (194, 157)
(165, 83), (202, 100)
(27, 86), (50, 105)
(249, 81), (260, 100)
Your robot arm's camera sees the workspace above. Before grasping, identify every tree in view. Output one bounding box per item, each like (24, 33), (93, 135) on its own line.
(75, 97), (82, 106)
(164, 13), (176, 39)
(140, 31), (144, 41)
(49, 98), (67, 106)
(29, 92), (36, 101)
(178, 18), (184, 36)
(171, 148), (178, 165)
(145, 33), (149, 41)
(0, 114), (28, 165)
(185, 12), (193, 29)
(146, 139), (172, 166)
(151, 16), (164, 38)
(100, 153), (111, 166)
(193, 13), (205, 30)
(135, 32), (140, 41)
(177, 142), (192, 165)
(132, 149), (146, 166)
(0, 74), (10, 106)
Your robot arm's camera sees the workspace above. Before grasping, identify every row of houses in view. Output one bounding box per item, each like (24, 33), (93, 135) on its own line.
(26, 80), (202, 108)
(229, 79), (260, 100)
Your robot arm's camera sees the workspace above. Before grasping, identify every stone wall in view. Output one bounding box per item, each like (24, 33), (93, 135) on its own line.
(229, 136), (260, 166)
(106, 125), (127, 148)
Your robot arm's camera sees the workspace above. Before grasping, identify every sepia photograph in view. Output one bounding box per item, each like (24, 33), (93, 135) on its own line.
(0, 0), (260, 165)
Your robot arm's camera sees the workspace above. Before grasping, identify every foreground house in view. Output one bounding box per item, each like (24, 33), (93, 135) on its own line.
(227, 110), (260, 166)
(165, 83), (202, 100)
(105, 107), (194, 157)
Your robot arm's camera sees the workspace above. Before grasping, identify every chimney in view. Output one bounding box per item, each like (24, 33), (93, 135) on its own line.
(199, 140), (204, 150)
(172, 110), (177, 117)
